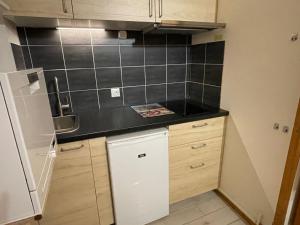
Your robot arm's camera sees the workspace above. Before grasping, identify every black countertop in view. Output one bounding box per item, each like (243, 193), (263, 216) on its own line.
(56, 100), (229, 143)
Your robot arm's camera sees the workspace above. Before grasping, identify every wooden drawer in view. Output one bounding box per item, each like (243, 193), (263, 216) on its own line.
(169, 117), (225, 147)
(169, 137), (223, 204)
(169, 137), (223, 165)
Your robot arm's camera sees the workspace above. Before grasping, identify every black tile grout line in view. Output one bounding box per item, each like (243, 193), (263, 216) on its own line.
(118, 35), (125, 106)
(142, 33), (148, 105)
(58, 29), (73, 112)
(165, 34), (168, 102)
(202, 43), (207, 104)
(187, 81), (221, 88)
(23, 28), (33, 69)
(89, 29), (101, 110)
(46, 82), (187, 95)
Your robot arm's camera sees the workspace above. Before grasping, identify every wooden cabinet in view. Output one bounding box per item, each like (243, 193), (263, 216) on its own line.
(39, 139), (114, 225)
(155, 0), (217, 23)
(169, 117), (225, 203)
(72, 0), (155, 22)
(3, 0), (73, 18)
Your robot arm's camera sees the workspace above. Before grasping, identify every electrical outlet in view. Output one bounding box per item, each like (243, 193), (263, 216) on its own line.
(111, 88), (120, 98)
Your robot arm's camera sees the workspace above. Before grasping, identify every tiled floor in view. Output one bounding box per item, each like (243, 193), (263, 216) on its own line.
(148, 191), (247, 225)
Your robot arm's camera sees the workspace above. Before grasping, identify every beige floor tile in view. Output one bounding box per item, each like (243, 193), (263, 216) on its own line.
(229, 219), (248, 225)
(186, 207), (239, 225)
(162, 205), (204, 225)
(170, 197), (198, 213)
(193, 191), (227, 214)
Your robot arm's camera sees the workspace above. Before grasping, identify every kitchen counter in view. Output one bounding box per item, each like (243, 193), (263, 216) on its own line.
(56, 100), (229, 143)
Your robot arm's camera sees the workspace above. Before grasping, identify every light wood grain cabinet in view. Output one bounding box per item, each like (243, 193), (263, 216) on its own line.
(39, 139), (114, 225)
(72, 0), (155, 22)
(169, 117), (225, 204)
(3, 0), (73, 18)
(155, 0), (217, 23)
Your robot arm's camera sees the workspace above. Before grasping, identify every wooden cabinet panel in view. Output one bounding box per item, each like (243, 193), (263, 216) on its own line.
(89, 138), (115, 225)
(72, 0), (155, 22)
(169, 117), (225, 147)
(3, 0), (73, 18)
(39, 140), (99, 225)
(155, 0), (217, 23)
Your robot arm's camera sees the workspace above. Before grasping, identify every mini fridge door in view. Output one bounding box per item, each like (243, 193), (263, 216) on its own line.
(107, 128), (169, 225)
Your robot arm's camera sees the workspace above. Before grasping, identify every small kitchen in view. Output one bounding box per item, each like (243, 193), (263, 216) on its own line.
(0, 1), (299, 225)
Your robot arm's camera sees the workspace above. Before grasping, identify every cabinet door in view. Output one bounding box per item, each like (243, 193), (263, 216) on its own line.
(39, 140), (99, 225)
(72, 0), (155, 22)
(3, 0), (73, 18)
(155, 0), (217, 23)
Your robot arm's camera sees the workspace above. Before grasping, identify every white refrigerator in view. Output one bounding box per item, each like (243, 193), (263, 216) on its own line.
(0, 68), (56, 225)
(107, 128), (169, 225)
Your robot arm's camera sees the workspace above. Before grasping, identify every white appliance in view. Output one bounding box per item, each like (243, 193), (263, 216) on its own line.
(107, 128), (169, 225)
(0, 68), (56, 225)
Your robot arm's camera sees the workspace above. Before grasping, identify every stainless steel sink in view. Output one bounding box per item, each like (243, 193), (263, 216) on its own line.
(53, 115), (79, 134)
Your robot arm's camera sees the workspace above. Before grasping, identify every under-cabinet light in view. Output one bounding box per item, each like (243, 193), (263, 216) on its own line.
(56, 27), (105, 31)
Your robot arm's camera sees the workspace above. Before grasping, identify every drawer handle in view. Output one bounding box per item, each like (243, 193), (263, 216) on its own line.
(191, 143), (207, 149)
(190, 163), (205, 169)
(192, 123), (208, 128)
(61, 144), (84, 152)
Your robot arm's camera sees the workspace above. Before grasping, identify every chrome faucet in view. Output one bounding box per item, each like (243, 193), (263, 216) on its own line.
(54, 76), (70, 116)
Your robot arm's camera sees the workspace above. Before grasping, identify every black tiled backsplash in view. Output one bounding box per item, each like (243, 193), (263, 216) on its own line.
(14, 27), (224, 116)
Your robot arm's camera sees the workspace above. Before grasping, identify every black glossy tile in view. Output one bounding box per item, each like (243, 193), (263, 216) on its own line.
(145, 46), (166, 65)
(123, 86), (146, 105)
(167, 46), (186, 64)
(187, 82), (203, 103)
(167, 83), (185, 101)
(26, 28), (60, 45)
(30, 46), (64, 70)
(206, 41), (225, 64)
(122, 67), (145, 86)
(94, 46), (120, 67)
(203, 85), (221, 107)
(70, 90), (99, 112)
(92, 30), (119, 45)
(60, 29), (91, 45)
(11, 44), (25, 70)
(44, 70), (68, 93)
(146, 85), (166, 104)
(99, 89), (123, 108)
(188, 64), (204, 83)
(204, 65), (223, 86)
(190, 44), (205, 63)
(63, 46), (93, 69)
(22, 46), (32, 69)
(119, 31), (143, 45)
(144, 34), (166, 45)
(167, 65), (186, 83)
(48, 92), (72, 117)
(96, 68), (122, 88)
(121, 46), (144, 66)
(145, 66), (166, 85)
(167, 34), (187, 46)
(67, 69), (96, 91)
(17, 27), (27, 45)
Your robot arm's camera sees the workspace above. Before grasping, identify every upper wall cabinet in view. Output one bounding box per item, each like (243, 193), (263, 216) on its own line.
(155, 0), (217, 23)
(3, 0), (73, 18)
(72, 0), (156, 22)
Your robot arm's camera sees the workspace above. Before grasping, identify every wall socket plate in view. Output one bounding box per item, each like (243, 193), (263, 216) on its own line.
(111, 88), (121, 98)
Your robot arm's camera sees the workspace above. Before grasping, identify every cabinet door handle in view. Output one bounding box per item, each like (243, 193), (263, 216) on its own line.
(62, 0), (68, 13)
(192, 123), (208, 128)
(191, 143), (207, 149)
(190, 163), (205, 169)
(61, 144), (84, 152)
(149, 0), (153, 17)
(159, 0), (163, 18)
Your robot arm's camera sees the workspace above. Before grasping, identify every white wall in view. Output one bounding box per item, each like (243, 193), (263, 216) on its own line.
(193, 0), (300, 224)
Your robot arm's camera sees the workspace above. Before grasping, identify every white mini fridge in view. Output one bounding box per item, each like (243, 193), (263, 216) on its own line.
(107, 128), (169, 225)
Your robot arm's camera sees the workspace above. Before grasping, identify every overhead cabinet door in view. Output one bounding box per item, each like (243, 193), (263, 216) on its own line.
(72, 0), (155, 22)
(3, 0), (73, 18)
(155, 0), (217, 23)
